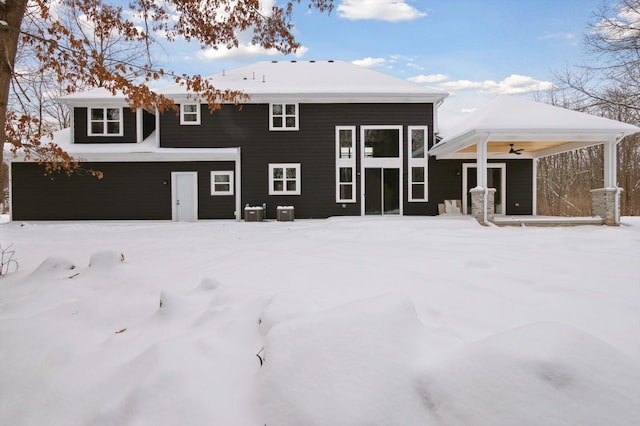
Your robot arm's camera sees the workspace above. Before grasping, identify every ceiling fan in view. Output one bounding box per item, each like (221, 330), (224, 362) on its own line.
(509, 144), (524, 155)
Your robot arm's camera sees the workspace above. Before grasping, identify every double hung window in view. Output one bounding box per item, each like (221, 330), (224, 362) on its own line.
(180, 103), (201, 125)
(408, 126), (428, 202)
(210, 171), (234, 195)
(335, 126), (356, 202)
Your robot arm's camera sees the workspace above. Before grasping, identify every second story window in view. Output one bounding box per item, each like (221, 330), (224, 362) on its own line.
(270, 103), (298, 131)
(89, 107), (123, 136)
(180, 103), (201, 125)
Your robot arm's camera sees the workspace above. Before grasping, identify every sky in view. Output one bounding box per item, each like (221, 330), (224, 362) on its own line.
(148, 0), (608, 114)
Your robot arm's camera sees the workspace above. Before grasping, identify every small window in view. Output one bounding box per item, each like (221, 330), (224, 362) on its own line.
(335, 126), (356, 203)
(210, 171), (234, 195)
(408, 126), (428, 202)
(270, 103), (298, 130)
(181, 103), (201, 125)
(269, 163), (301, 195)
(88, 107), (123, 136)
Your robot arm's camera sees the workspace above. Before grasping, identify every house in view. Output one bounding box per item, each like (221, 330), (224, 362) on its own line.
(8, 60), (639, 224)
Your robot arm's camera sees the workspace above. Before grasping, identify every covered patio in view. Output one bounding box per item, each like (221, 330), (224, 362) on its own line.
(430, 96), (640, 225)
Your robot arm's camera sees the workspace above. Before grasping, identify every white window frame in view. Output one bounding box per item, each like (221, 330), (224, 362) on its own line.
(408, 126), (429, 202)
(335, 126), (356, 203)
(88, 107), (123, 136)
(269, 103), (299, 131)
(269, 163), (301, 195)
(180, 103), (201, 125)
(210, 171), (234, 196)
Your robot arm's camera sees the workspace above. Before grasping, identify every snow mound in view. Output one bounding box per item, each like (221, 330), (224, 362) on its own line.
(88, 250), (125, 268)
(258, 294), (435, 425)
(197, 277), (222, 291)
(30, 256), (76, 277)
(418, 322), (640, 426)
(258, 291), (321, 335)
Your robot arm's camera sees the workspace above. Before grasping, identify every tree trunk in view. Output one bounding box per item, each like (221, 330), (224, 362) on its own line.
(0, 0), (28, 165)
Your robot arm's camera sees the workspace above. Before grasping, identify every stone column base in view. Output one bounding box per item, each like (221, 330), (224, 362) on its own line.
(470, 187), (496, 225)
(591, 187), (622, 226)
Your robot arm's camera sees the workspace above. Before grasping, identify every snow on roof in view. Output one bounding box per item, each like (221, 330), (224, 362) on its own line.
(59, 87), (128, 105)
(440, 95), (639, 139)
(431, 96), (640, 157)
(11, 128), (238, 162)
(159, 60), (448, 102)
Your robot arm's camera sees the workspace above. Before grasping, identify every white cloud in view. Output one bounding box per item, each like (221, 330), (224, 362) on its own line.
(352, 57), (387, 67)
(408, 73), (449, 84)
(197, 44), (308, 61)
(538, 32), (576, 41)
(337, 0), (427, 22)
(439, 74), (554, 95)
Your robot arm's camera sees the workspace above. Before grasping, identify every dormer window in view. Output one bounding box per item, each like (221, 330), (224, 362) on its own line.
(270, 103), (298, 130)
(180, 103), (201, 125)
(89, 107), (123, 136)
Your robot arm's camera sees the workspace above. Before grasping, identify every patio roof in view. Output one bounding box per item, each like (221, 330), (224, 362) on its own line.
(430, 96), (640, 159)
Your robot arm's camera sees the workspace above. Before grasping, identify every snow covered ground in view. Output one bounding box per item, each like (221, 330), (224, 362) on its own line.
(1, 216), (639, 425)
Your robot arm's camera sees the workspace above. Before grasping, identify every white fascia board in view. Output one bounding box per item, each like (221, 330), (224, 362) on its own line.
(250, 93), (447, 104)
(429, 130), (484, 158)
(477, 129), (632, 141)
(164, 92), (447, 104)
(12, 148), (240, 163)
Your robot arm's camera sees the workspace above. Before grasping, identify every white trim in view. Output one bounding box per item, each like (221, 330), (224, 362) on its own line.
(532, 158), (537, 215)
(360, 125), (403, 216)
(235, 149), (242, 221)
(87, 107), (124, 137)
(136, 108), (143, 143)
(335, 126), (356, 203)
(171, 171), (198, 222)
(210, 171), (234, 196)
(180, 103), (201, 125)
(155, 108), (161, 146)
(269, 163), (301, 195)
(408, 126), (429, 202)
(462, 163), (506, 215)
(269, 103), (299, 131)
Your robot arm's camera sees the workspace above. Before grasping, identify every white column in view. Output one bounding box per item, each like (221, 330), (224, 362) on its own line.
(476, 136), (489, 189)
(475, 134), (490, 223)
(603, 138), (618, 188)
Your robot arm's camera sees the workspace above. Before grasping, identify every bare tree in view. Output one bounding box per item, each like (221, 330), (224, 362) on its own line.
(539, 0), (640, 216)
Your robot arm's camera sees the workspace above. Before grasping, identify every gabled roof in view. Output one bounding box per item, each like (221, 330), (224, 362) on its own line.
(159, 60), (448, 103)
(430, 96), (640, 159)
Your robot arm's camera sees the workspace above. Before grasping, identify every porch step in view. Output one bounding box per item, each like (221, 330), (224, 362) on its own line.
(492, 215), (605, 227)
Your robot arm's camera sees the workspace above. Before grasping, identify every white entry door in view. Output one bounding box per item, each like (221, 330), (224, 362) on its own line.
(171, 172), (198, 222)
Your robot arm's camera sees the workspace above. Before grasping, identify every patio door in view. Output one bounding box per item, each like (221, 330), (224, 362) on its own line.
(364, 168), (400, 215)
(360, 125), (403, 215)
(171, 172), (198, 221)
(462, 163), (506, 215)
